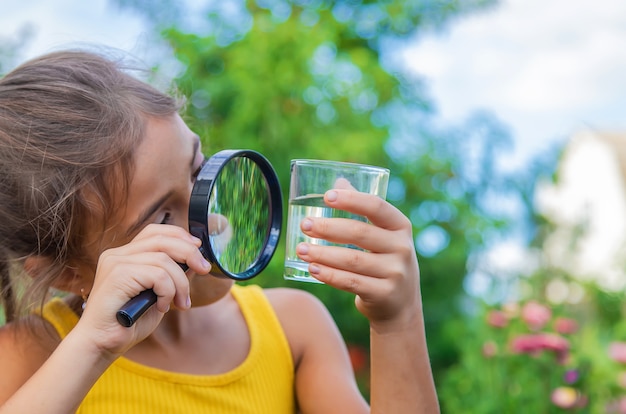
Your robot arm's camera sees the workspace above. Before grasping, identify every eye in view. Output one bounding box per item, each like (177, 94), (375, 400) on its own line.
(159, 212), (172, 225)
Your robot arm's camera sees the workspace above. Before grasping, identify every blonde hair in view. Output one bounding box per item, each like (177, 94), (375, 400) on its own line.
(0, 50), (182, 322)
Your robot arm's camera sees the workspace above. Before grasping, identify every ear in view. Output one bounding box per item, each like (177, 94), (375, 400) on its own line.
(24, 256), (91, 296)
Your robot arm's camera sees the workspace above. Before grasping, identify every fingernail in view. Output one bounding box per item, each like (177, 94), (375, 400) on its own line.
(326, 190), (338, 202)
(301, 218), (313, 231)
(186, 296), (191, 309)
(201, 257), (211, 271)
(309, 264), (320, 275)
(296, 243), (309, 255)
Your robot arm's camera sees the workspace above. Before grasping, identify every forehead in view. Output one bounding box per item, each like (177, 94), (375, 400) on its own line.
(133, 114), (192, 172)
(125, 114), (194, 211)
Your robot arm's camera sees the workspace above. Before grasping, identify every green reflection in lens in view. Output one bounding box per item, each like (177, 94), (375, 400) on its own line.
(208, 157), (270, 274)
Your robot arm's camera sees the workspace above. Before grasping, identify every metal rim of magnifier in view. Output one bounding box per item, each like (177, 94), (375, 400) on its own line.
(188, 149), (282, 281)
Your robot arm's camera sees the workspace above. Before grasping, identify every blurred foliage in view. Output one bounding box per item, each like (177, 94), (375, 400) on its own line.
(110, 0), (550, 394)
(440, 278), (626, 413)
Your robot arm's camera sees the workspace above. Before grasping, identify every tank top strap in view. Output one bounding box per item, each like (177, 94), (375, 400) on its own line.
(37, 297), (79, 339)
(230, 284), (293, 371)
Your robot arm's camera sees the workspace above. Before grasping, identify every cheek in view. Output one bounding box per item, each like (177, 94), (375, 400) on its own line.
(96, 224), (134, 251)
(79, 219), (133, 275)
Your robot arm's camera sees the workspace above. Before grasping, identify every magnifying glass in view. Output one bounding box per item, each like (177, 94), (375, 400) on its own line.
(116, 149), (282, 327)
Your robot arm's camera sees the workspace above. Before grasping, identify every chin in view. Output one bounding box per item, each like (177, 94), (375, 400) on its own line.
(189, 275), (235, 307)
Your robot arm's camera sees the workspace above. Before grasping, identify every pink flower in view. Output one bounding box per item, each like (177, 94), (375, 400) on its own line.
(482, 341), (498, 358)
(554, 317), (579, 335)
(606, 396), (626, 413)
(563, 369), (579, 384)
(551, 387), (579, 409)
(486, 310), (508, 328)
(510, 333), (569, 362)
(610, 342), (626, 364)
(521, 301), (552, 331)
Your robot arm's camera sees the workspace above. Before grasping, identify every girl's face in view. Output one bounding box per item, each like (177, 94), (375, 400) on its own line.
(88, 113), (234, 306)
(125, 114), (205, 237)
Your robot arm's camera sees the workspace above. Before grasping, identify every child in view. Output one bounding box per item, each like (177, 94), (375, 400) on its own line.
(0, 50), (438, 413)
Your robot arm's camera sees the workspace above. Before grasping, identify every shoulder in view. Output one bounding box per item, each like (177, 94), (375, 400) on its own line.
(262, 287), (344, 365)
(0, 315), (59, 403)
(263, 287), (327, 313)
(0, 314), (59, 359)
(263, 287), (336, 330)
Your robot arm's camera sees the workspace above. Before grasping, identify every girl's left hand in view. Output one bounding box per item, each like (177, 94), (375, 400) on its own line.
(295, 189), (421, 331)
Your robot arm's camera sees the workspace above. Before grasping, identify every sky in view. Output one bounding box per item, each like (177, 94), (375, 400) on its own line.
(402, 0), (626, 167)
(2, 0), (625, 169)
(0, 0), (146, 58)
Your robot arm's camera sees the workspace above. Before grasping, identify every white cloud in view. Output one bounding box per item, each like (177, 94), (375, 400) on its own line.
(1, 0), (147, 62)
(403, 0), (626, 164)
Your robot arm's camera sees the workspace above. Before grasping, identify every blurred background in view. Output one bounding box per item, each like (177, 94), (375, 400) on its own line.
(3, 0), (626, 411)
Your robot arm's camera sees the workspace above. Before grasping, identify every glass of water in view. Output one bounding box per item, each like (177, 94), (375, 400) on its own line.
(283, 159), (389, 283)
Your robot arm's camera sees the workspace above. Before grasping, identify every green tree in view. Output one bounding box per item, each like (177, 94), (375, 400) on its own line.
(112, 0), (535, 393)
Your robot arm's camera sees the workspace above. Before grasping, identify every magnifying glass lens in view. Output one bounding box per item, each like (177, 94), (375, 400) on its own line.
(208, 157), (270, 274)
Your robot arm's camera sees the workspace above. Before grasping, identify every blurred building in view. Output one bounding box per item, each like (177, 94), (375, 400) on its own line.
(536, 130), (626, 292)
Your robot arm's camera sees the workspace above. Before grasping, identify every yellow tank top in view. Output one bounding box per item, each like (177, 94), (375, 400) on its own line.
(40, 284), (296, 413)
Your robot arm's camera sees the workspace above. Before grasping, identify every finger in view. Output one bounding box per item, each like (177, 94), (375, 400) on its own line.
(107, 230), (210, 275)
(333, 177), (357, 190)
(306, 260), (394, 300)
(304, 259), (413, 323)
(128, 252), (192, 310)
(300, 216), (405, 253)
(99, 252), (191, 311)
(136, 264), (179, 313)
(296, 242), (384, 278)
(133, 223), (202, 245)
(324, 189), (411, 231)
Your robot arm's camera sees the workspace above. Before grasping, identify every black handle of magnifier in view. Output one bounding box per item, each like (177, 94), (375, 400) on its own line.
(116, 263), (189, 327)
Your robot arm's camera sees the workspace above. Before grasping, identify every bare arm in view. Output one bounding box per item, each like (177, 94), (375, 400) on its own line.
(0, 325), (116, 414)
(369, 306), (438, 412)
(267, 288), (369, 414)
(294, 189), (440, 413)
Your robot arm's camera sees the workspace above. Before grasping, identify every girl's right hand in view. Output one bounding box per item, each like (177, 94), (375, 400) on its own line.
(74, 224), (212, 357)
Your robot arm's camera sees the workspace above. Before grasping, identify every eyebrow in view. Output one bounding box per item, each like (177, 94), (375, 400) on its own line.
(125, 135), (201, 237)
